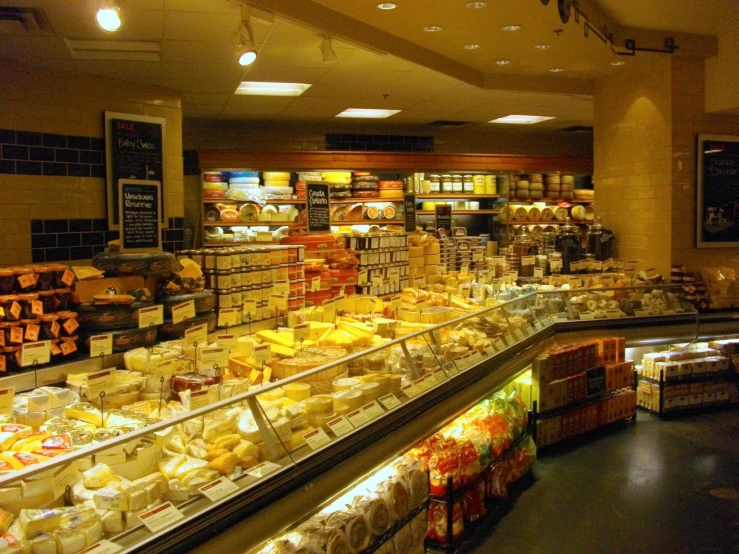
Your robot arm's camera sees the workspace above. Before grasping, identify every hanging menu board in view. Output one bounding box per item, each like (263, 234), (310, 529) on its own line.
(307, 182), (331, 232)
(118, 180), (162, 252)
(696, 135), (739, 247)
(435, 204), (452, 232)
(404, 194), (417, 232)
(105, 112), (166, 229)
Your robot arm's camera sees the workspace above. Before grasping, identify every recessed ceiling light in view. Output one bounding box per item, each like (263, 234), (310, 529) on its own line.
(424, 25), (442, 32)
(464, 44), (480, 50)
(535, 44), (552, 50)
(611, 60), (626, 66)
(465, 1), (487, 8)
(336, 108), (401, 119)
(235, 82), (312, 97)
(496, 59), (510, 65)
(95, 1), (122, 33)
(489, 115), (555, 124)
(377, 2), (397, 9)
(549, 67), (564, 72)
(502, 25), (522, 32)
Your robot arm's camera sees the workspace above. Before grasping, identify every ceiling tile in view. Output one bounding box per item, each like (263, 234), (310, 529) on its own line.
(164, 11), (239, 42)
(318, 69), (411, 86)
(226, 95), (297, 107)
(181, 92), (232, 106)
(255, 44), (350, 69)
(242, 65), (330, 83)
(162, 78), (240, 93)
(220, 105), (285, 118)
(161, 41), (235, 63)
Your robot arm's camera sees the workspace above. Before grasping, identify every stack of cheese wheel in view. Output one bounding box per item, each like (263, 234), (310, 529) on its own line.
(545, 173), (561, 199)
(509, 174), (519, 199)
(294, 180), (306, 200)
(262, 171), (293, 199)
(515, 177), (529, 199)
(302, 394), (335, 429)
(497, 173), (509, 196)
(408, 243), (425, 272)
(321, 172), (352, 200)
(528, 174), (544, 199)
(203, 172), (227, 199)
(227, 171), (260, 201)
(560, 175), (575, 199)
(332, 388), (363, 415)
(352, 172), (379, 198)
(424, 238), (441, 274)
(378, 180), (404, 200)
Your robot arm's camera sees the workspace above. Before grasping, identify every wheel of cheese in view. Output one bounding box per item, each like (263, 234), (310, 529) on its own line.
(158, 311), (216, 341)
(560, 183), (574, 192)
(515, 189), (530, 199)
(516, 180), (530, 190)
(202, 172), (224, 182)
(262, 172), (290, 181)
(332, 377), (361, 392)
(546, 183), (561, 192)
(302, 394), (333, 414)
(74, 300), (154, 330)
(330, 268), (358, 285)
(540, 207), (554, 221)
(561, 191), (574, 199)
(79, 325), (158, 353)
(547, 191), (561, 199)
(529, 191), (544, 200)
(92, 252), (178, 277)
(546, 175), (561, 184)
(283, 382), (311, 402)
(352, 182), (379, 190)
(264, 180), (291, 189)
(528, 174), (543, 183)
(332, 389), (363, 412)
(379, 190), (403, 199)
(159, 290), (215, 315)
(229, 177), (260, 185)
(424, 242), (440, 255)
(353, 382), (380, 402)
(425, 254), (441, 264)
(352, 175), (379, 182)
(377, 181), (403, 189)
(561, 175), (575, 184)
(353, 190), (379, 198)
(529, 183), (544, 191)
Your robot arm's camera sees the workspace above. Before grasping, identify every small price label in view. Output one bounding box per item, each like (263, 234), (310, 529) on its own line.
(322, 300), (336, 323)
(661, 309), (677, 316)
(303, 427), (331, 451)
(217, 308), (239, 327)
(153, 360), (175, 379)
(358, 270), (368, 285)
(89, 334), (113, 358)
(533, 320), (542, 330)
(372, 275), (384, 287)
(362, 401), (384, 420)
(327, 416), (354, 437)
(414, 276), (427, 289)
(31, 300), (43, 316)
(253, 344), (271, 366)
(605, 309), (622, 319)
(390, 295), (402, 311)
(139, 502), (184, 533)
(401, 383), (419, 399)
(184, 324), (208, 349)
(21, 341), (50, 367)
(494, 337), (505, 351)
(0, 388), (14, 415)
(52, 463), (78, 498)
(432, 369), (448, 385)
(634, 308), (650, 317)
(198, 347), (229, 372)
(215, 334), (236, 348)
(346, 408), (370, 428)
(171, 301), (196, 324)
(415, 300), (428, 313)
(245, 461), (281, 479)
(138, 305), (163, 328)
(504, 333), (515, 345)
(579, 311), (595, 321)
(379, 393), (401, 410)
(293, 323), (310, 342)
(243, 299), (257, 319)
(274, 280), (290, 296)
(79, 540), (123, 554)
(187, 389), (211, 410)
(311, 277), (322, 292)
(443, 362), (458, 376)
(543, 315), (554, 326)
(335, 295), (346, 313)
(87, 369), (117, 396)
(199, 477), (239, 502)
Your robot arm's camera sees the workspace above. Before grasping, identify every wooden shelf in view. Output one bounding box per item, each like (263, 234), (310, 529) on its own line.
(416, 210), (500, 215)
(203, 222), (304, 228)
(330, 198), (401, 204)
(508, 198), (593, 204)
(331, 220), (404, 225)
(502, 220), (590, 225)
(416, 194), (501, 199)
(203, 199), (305, 205)
(204, 241), (285, 246)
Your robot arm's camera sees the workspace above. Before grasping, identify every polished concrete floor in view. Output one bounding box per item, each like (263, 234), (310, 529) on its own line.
(467, 410), (739, 554)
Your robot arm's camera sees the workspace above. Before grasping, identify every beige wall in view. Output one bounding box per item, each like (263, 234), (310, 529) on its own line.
(0, 62), (183, 265)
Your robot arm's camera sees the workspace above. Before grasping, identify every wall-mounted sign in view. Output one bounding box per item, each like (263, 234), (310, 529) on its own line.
(404, 194), (417, 232)
(435, 204), (452, 232)
(105, 112), (166, 230)
(306, 182), (331, 232)
(118, 180), (162, 252)
(696, 134), (739, 247)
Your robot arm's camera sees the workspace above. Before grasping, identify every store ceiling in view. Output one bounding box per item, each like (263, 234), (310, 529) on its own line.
(0, 0), (728, 129)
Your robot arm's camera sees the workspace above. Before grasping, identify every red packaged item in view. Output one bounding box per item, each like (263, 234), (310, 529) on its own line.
(463, 482), (487, 523)
(428, 501), (465, 544)
(428, 451), (460, 496)
(486, 460), (512, 499)
(458, 440), (480, 485)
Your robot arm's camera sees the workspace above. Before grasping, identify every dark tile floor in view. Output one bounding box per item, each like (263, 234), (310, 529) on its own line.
(467, 410), (739, 554)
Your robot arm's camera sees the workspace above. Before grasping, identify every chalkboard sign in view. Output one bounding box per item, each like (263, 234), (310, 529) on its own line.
(435, 204), (452, 232)
(404, 194), (416, 232)
(696, 135), (739, 247)
(118, 180), (162, 252)
(105, 112), (166, 229)
(585, 366), (606, 397)
(306, 182), (331, 232)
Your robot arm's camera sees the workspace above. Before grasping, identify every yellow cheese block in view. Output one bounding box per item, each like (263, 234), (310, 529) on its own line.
(408, 246), (424, 259)
(302, 395), (333, 414)
(263, 172), (290, 181)
(284, 383), (311, 402)
(257, 330), (294, 348)
(270, 344), (297, 358)
(332, 377), (361, 392)
(425, 254), (441, 264)
(309, 322), (335, 340)
(409, 257), (425, 268)
(424, 242), (440, 255)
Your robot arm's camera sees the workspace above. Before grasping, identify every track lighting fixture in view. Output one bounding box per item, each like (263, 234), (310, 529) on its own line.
(320, 36), (338, 63)
(233, 6), (257, 66)
(96, 0), (122, 33)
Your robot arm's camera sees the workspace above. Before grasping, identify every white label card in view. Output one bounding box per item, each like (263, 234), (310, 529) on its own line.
(153, 360), (175, 380)
(79, 541), (123, 554)
(216, 334), (236, 348)
(187, 389), (211, 410)
(543, 315), (555, 326)
(198, 347), (229, 372)
(253, 344), (271, 366)
(311, 276), (321, 292)
(579, 312), (595, 321)
(293, 323), (310, 342)
(21, 341), (50, 367)
(504, 333), (515, 345)
(372, 275), (384, 287)
(322, 300), (336, 323)
(218, 308), (239, 327)
(89, 334), (113, 358)
(274, 280), (290, 296)
(184, 324), (208, 349)
(327, 416), (354, 437)
(346, 408), (370, 428)
(139, 502), (184, 533)
(0, 388), (13, 415)
(401, 383), (419, 399)
(243, 299), (257, 319)
(138, 305), (163, 328)
(199, 477), (239, 502)
(87, 369), (117, 397)
(52, 463), (79, 498)
(432, 369), (448, 384)
(362, 401), (384, 420)
(245, 461), (281, 479)
(494, 338), (505, 351)
(444, 362), (458, 376)
(303, 427), (331, 450)
(379, 393), (402, 410)
(171, 301), (196, 325)
(661, 310), (677, 316)
(358, 270), (368, 285)
(634, 308), (650, 317)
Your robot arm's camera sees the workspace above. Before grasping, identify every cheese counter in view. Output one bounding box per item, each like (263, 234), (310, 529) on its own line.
(0, 286), (733, 554)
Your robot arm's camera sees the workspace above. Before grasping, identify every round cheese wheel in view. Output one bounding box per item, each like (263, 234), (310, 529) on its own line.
(284, 383), (311, 402)
(546, 175), (561, 184)
(546, 183), (561, 192)
(302, 394), (333, 414)
(379, 190), (403, 199)
(528, 174), (543, 183)
(264, 180), (290, 188)
(529, 191), (543, 199)
(516, 180), (530, 189)
(353, 382), (380, 401)
(529, 183), (544, 191)
(263, 172), (290, 181)
(332, 389), (363, 412)
(378, 181), (403, 189)
(332, 377), (361, 392)
(561, 175), (575, 184)
(229, 177), (260, 184)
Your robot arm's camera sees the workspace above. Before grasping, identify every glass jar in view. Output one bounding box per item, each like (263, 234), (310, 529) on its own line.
(463, 176), (474, 193)
(0, 295), (20, 321)
(540, 230), (557, 256)
(16, 293), (40, 319)
(555, 218), (581, 274)
(441, 174), (453, 193)
(39, 314), (60, 340)
(512, 227), (536, 273)
(0, 269), (15, 295)
(549, 252), (563, 275)
(216, 290), (232, 309)
(429, 175), (441, 193)
(54, 288), (72, 311)
(586, 216), (615, 262)
(14, 267), (36, 293)
(451, 175), (463, 192)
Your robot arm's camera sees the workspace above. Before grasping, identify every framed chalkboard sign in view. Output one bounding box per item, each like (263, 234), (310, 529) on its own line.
(118, 180), (162, 252)
(105, 112), (167, 230)
(435, 204), (452, 232)
(696, 134), (739, 248)
(403, 194), (416, 232)
(306, 182), (331, 232)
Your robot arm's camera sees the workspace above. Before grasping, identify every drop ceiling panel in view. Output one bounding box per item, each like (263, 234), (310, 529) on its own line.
(163, 61), (244, 81)
(162, 78), (241, 94)
(226, 95), (297, 107)
(43, 6), (164, 41)
(220, 105), (285, 118)
(164, 10), (238, 42)
(318, 69), (411, 86)
(243, 65), (331, 83)
(286, 95), (354, 109)
(165, 0), (239, 14)
(272, 106), (344, 120)
(182, 105), (226, 118)
(255, 44), (349, 68)
(161, 41), (236, 63)
(181, 93), (232, 106)
(77, 60), (163, 81)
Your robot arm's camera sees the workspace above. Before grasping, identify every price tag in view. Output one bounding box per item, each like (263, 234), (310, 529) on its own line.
(253, 344), (271, 365)
(472, 251), (483, 262)
(527, 325), (536, 335)
(456, 354), (471, 370)
(274, 280), (290, 296)
(79, 541), (123, 554)
(504, 333), (515, 345)
(460, 264), (469, 274)
(215, 334), (236, 348)
(322, 300), (336, 323)
(543, 315), (554, 326)
(138, 305), (163, 328)
(605, 309), (622, 319)
(358, 270), (368, 285)
(245, 461), (281, 479)
(87, 369), (117, 396)
(327, 415), (354, 437)
(171, 301), (196, 324)
(661, 309), (677, 316)
(52, 463), (78, 498)
(390, 295), (402, 311)
(303, 427), (331, 450)
(199, 477), (239, 502)
(401, 383), (419, 399)
(311, 276), (322, 292)
(335, 295), (346, 313)
(534, 267), (544, 278)
(243, 299), (257, 319)
(521, 255), (536, 266)
(89, 334), (113, 358)
(218, 308), (239, 327)
(293, 323), (310, 342)
(0, 388), (14, 415)
(379, 393), (401, 410)
(512, 328), (523, 340)
(492, 256), (505, 267)
(533, 320), (542, 330)
(579, 311), (595, 320)
(414, 276), (427, 289)
(184, 324), (208, 349)
(469, 351), (484, 365)
(413, 377), (429, 393)
(494, 337), (505, 351)
(443, 361), (458, 376)
(362, 401), (384, 420)
(139, 502), (184, 533)
(187, 389), (211, 410)
(153, 359), (175, 379)
(198, 347), (229, 372)
(21, 341), (50, 367)
(346, 408), (370, 427)
(432, 368), (448, 384)
(372, 275), (384, 287)
(267, 294), (287, 311)
(415, 300), (428, 313)
(634, 308), (650, 317)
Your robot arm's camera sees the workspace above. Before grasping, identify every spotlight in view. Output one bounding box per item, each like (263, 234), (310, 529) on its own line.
(96, 0), (122, 33)
(233, 9), (257, 66)
(320, 36), (339, 63)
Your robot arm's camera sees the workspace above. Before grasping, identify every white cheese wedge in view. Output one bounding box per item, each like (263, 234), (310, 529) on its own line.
(82, 463), (114, 489)
(28, 534), (56, 554)
(94, 487), (129, 511)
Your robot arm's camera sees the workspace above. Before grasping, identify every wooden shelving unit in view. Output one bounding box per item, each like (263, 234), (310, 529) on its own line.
(204, 199), (305, 205)
(331, 220), (404, 225)
(203, 221), (304, 228)
(508, 198), (593, 204)
(416, 209), (501, 215)
(502, 220), (590, 225)
(416, 194), (501, 199)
